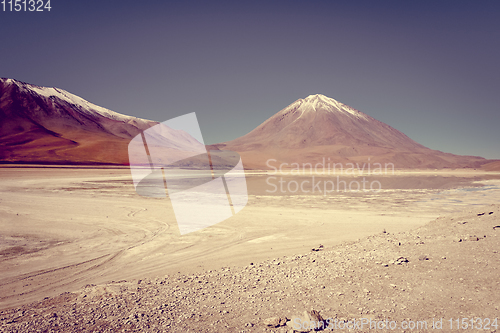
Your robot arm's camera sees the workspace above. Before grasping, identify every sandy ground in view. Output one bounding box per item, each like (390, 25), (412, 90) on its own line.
(0, 167), (499, 329)
(1, 204), (498, 333)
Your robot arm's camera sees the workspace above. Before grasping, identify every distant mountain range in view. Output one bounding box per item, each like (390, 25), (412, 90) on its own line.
(0, 79), (497, 169)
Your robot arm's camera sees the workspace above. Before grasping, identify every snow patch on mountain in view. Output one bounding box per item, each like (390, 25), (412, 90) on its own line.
(302, 94), (369, 120)
(4, 78), (140, 123)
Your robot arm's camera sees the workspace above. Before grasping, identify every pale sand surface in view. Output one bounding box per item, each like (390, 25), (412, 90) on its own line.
(0, 167), (499, 311)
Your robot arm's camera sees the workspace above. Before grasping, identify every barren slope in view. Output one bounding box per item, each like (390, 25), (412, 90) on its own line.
(0, 78), (157, 165)
(1, 205), (498, 332)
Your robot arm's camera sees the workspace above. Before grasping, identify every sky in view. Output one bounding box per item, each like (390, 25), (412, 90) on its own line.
(1, 0), (499, 159)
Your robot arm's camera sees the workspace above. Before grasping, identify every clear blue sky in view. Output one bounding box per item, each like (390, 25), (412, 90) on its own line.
(1, 0), (499, 158)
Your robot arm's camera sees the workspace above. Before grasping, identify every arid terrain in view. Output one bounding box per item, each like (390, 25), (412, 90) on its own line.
(0, 166), (499, 332)
(3, 1), (500, 331)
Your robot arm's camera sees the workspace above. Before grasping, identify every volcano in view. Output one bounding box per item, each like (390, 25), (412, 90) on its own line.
(214, 94), (490, 169)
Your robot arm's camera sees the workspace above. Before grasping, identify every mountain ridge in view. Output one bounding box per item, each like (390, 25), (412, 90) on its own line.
(0, 79), (497, 169)
(0, 78), (158, 165)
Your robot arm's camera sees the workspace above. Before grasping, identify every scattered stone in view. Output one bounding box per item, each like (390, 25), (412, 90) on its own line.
(312, 245), (324, 252)
(263, 316), (287, 327)
(307, 310), (324, 324)
(287, 310), (325, 331)
(395, 257), (409, 265)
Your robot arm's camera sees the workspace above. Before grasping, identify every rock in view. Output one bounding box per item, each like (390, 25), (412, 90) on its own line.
(468, 236), (479, 241)
(395, 257), (409, 265)
(287, 310), (325, 331)
(263, 316), (287, 327)
(477, 212), (485, 216)
(418, 255), (429, 261)
(312, 245), (324, 252)
(453, 237), (463, 242)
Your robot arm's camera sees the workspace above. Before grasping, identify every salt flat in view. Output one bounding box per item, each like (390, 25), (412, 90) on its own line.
(0, 166), (499, 310)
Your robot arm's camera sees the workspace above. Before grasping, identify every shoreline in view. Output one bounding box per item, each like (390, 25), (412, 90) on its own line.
(0, 168), (499, 319)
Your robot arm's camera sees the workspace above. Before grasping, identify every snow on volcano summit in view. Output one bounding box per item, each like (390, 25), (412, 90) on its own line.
(300, 94), (369, 120)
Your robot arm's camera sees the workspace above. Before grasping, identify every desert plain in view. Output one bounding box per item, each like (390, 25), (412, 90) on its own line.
(0, 166), (499, 332)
